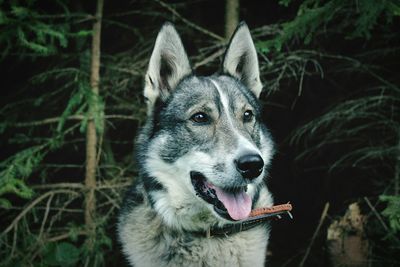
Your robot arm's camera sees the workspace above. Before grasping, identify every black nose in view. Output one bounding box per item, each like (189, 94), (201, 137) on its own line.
(235, 154), (264, 180)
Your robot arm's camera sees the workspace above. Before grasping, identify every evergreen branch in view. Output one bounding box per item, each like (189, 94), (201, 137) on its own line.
(299, 202), (330, 267)
(13, 114), (140, 128)
(102, 64), (143, 75)
(102, 19), (144, 40)
(7, 206), (83, 213)
(328, 146), (397, 172)
(31, 13), (92, 20)
(14, 115), (84, 127)
(0, 189), (80, 237)
(193, 47), (225, 69)
(364, 197), (390, 232)
(294, 50), (400, 91)
(107, 10), (166, 18)
(154, 0), (225, 42)
(31, 180), (131, 190)
(96, 189), (120, 209)
(37, 193), (54, 241)
(32, 183), (85, 190)
(45, 231), (87, 243)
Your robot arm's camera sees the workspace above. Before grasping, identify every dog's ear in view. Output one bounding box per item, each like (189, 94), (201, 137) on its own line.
(144, 23), (191, 113)
(222, 22), (263, 98)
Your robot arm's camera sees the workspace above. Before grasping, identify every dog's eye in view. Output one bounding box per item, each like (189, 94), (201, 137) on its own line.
(190, 112), (209, 124)
(243, 110), (254, 122)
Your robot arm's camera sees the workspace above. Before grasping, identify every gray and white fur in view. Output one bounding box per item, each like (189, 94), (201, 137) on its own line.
(118, 22), (275, 267)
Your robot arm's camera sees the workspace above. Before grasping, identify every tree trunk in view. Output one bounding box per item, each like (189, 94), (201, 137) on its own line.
(225, 0), (239, 39)
(395, 132), (400, 195)
(84, 0), (104, 249)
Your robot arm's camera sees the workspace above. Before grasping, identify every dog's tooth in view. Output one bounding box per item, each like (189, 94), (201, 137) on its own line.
(206, 188), (217, 198)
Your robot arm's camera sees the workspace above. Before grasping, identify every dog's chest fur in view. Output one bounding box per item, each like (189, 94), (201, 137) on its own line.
(119, 194), (269, 267)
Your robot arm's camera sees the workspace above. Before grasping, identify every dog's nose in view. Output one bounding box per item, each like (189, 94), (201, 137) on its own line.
(235, 154), (264, 180)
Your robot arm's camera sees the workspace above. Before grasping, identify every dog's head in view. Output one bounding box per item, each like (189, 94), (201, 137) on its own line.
(138, 22), (274, 230)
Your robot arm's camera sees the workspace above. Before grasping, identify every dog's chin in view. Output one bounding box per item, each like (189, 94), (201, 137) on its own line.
(190, 171), (251, 222)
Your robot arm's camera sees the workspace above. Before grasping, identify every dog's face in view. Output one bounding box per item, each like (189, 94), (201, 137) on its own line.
(139, 23), (274, 229)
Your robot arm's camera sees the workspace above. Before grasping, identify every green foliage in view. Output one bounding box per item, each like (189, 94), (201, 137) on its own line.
(0, 118), (80, 207)
(278, 0), (292, 7)
(80, 81), (105, 135)
(350, 0), (399, 39)
(43, 242), (81, 266)
(276, 0), (400, 262)
(0, 146), (46, 206)
(67, 222), (84, 242)
(380, 195), (400, 235)
(0, 1), (89, 58)
(258, 0), (400, 52)
(291, 93), (399, 171)
(57, 86), (86, 132)
(0, 1), (137, 265)
(57, 77), (106, 136)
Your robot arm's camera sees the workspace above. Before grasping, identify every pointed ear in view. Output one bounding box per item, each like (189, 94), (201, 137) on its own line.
(144, 23), (191, 113)
(222, 22), (263, 98)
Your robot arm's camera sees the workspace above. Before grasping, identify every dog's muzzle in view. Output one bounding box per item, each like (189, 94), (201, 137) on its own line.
(190, 171), (252, 221)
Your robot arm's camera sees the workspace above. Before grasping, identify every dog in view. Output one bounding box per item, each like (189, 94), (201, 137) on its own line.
(118, 22), (275, 267)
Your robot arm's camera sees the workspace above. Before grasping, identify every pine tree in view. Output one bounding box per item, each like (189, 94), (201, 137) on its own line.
(256, 0), (400, 264)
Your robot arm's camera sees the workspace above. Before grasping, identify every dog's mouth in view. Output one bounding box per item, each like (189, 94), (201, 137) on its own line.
(190, 171), (252, 221)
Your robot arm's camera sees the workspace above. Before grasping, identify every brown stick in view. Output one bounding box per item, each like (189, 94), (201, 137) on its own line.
(14, 114), (140, 128)
(193, 48), (225, 69)
(363, 197), (390, 232)
(299, 202), (330, 267)
(1, 190), (79, 237)
(155, 0), (224, 42)
(249, 203), (293, 217)
(395, 132), (400, 195)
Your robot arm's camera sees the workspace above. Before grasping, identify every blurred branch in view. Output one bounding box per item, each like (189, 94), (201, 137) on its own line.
(295, 50), (399, 91)
(193, 48), (225, 69)
(13, 114), (140, 127)
(364, 197), (390, 232)
(46, 231), (87, 242)
(154, 0), (224, 42)
(31, 180), (131, 190)
(37, 193), (54, 241)
(1, 190), (80, 237)
(299, 202), (330, 267)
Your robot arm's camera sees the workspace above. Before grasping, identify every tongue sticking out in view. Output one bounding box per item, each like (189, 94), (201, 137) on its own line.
(213, 187), (252, 221)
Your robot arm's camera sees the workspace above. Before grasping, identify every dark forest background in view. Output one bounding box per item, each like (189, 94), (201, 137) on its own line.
(1, 0), (399, 266)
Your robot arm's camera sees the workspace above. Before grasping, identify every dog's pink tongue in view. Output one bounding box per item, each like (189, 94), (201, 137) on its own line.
(214, 187), (252, 221)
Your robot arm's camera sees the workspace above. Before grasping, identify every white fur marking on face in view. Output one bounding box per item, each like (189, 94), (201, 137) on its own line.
(209, 79), (261, 155)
